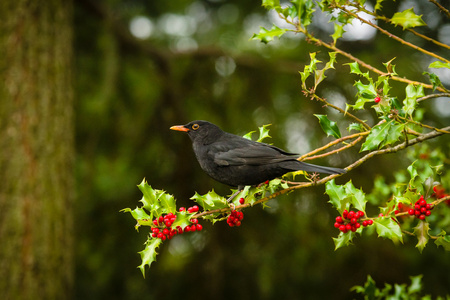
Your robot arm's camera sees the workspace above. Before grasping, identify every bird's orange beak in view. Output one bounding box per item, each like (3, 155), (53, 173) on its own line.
(170, 125), (189, 132)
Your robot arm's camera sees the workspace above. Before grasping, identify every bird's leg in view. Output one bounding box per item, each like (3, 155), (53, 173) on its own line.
(226, 186), (244, 203)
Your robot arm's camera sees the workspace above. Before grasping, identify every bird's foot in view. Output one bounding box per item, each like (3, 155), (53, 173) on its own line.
(226, 189), (240, 203)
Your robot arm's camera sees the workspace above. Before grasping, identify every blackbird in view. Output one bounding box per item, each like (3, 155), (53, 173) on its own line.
(170, 120), (346, 190)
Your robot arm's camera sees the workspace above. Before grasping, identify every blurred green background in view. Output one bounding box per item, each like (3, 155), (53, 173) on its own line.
(73, 0), (450, 299)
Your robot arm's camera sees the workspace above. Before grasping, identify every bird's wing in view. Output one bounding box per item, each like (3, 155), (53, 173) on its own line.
(212, 143), (297, 166)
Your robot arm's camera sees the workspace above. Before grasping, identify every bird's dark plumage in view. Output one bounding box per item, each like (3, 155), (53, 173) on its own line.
(170, 120), (346, 188)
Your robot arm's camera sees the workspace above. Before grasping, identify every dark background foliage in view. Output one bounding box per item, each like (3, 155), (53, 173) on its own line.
(73, 0), (450, 299)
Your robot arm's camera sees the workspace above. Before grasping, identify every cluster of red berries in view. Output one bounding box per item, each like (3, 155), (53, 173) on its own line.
(408, 195), (432, 220)
(431, 185), (449, 205)
(227, 210), (244, 227)
(179, 205), (199, 214)
(150, 206), (202, 241)
(334, 209), (373, 233)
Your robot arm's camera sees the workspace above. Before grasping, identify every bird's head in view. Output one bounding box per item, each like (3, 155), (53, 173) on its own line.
(170, 120), (224, 144)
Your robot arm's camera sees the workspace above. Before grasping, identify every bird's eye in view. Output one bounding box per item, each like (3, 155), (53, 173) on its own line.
(192, 124), (200, 130)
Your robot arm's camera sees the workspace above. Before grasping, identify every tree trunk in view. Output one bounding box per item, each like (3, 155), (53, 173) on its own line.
(0, 0), (74, 299)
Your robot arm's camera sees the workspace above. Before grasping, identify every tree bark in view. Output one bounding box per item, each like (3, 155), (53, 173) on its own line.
(0, 0), (74, 299)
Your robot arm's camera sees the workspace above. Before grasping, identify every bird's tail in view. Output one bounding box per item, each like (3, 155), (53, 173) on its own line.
(284, 160), (346, 175)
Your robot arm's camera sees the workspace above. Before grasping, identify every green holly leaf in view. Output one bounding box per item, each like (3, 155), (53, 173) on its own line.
(347, 123), (365, 132)
(347, 62), (370, 80)
(383, 58), (397, 76)
(375, 0), (385, 11)
(407, 275), (423, 294)
(158, 192), (177, 214)
(171, 210), (194, 229)
(251, 25), (288, 44)
(191, 190), (227, 211)
(138, 238), (162, 278)
(351, 275), (378, 298)
(348, 62), (363, 75)
(300, 52), (320, 89)
(257, 124), (272, 142)
(137, 180), (160, 212)
(374, 217), (403, 243)
(136, 180), (177, 217)
(243, 130), (256, 140)
(344, 181), (366, 212)
(332, 23), (344, 44)
(355, 80), (377, 99)
(313, 52), (337, 90)
(361, 121), (392, 152)
(429, 61), (450, 69)
(262, 0), (280, 10)
(326, 179), (349, 213)
(391, 8), (426, 29)
(333, 231), (356, 250)
(314, 114), (341, 139)
(413, 220), (429, 253)
(423, 72), (442, 92)
(381, 122), (404, 148)
(292, 0), (315, 27)
(407, 161), (419, 186)
(404, 84), (424, 116)
(435, 231), (450, 251)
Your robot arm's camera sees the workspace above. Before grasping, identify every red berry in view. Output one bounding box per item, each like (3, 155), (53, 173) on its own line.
(196, 224), (203, 231)
(336, 216), (343, 223)
(151, 233), (157, 238)
(184, 226), (191, 233)
(419, 200), (426, 206)
(408, 209), (415, 215)
(343, 210), (348, 219)
(334, 222), (341, 228)
(191, 218), (198, 224)
(415, 210), (421, 216)
(348, 211), (355, 219)
(362, 221), (368, 227)
(179, 207), (185, 212)
(355, 223), (361, 229)
(153, 219), (158, 226)
(350, 218), (357, 224)
(419, 214), (426, 220)
(339, 225), (346, 232)
(374, 96), (381, 103)
(425, 210), (431, 216)
(163, 228), (169, 235)
(426, 204), (431, 210)
(368, 220), (373, 225)
(265, 180), (269, 184)
(190, 224), (197, 232)
(177, 226), (183, 234)
(239, 198), (245, 204)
